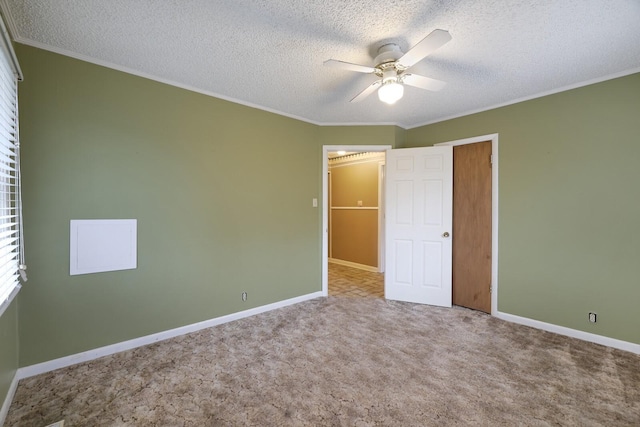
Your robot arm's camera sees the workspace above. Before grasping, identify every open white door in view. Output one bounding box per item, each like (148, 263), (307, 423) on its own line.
(385, 146), (453, 307)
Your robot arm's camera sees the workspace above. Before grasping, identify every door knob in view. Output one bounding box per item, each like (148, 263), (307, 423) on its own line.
(442, 232), (450, 238)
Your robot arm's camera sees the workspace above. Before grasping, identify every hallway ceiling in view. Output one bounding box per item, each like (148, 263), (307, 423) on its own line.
(2, 0), (640, 128)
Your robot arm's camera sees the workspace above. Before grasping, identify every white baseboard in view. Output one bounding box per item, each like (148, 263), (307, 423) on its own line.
(17, 291), (323, 380)
(329, 258), (379, 273)
(0, 370), (20, 426)
(496, 311), (640, 355)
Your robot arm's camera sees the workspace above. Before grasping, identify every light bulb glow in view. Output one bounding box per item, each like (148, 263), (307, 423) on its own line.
(378, 81), (404, 104)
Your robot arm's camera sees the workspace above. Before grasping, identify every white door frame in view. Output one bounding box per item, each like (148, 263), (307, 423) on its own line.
(377, 161), (385, 273)
(322, 145), (392, 296)
(435, 133), (499, 316)
(328, 169), (332, 260)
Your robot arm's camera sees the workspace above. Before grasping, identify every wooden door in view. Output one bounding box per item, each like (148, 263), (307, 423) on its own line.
(452, 141), (492, 313)
(385, 146), (453, 307)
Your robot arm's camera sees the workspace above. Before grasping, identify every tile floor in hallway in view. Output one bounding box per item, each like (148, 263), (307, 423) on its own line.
(328, 262), (384, 298)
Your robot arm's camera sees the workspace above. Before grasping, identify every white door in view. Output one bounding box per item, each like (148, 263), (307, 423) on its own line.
(385, 146), (453, 306)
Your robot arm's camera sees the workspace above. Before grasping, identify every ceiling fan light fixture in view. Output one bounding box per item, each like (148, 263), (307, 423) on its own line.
(378, 80), (404, 105)
(325, 30), (451, 104)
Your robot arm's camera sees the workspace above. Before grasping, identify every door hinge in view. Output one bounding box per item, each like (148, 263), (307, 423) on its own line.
(489, 285), (492, 294)
(490, 154), (493, 167)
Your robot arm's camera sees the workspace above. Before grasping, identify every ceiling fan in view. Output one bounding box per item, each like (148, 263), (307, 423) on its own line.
(324, 29), (452, 105)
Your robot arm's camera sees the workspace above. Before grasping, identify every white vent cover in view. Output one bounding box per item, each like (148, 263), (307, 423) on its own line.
(70, 219), (137, 275)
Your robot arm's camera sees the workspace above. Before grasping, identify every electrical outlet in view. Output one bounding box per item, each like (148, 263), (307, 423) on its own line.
(588, 312), (597, 323)
(242, 292), (247, 302)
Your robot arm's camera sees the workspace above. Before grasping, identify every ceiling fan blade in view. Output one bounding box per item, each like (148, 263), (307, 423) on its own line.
(402, 74), (447, 92)
(324, 59), (376, 74)
(350, 80), (381, 102)
(398, 29), (452, 69)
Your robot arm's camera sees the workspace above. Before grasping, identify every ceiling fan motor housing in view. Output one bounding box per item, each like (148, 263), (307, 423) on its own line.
(374, 44), (406, 81)
(375, 43), (403, 64)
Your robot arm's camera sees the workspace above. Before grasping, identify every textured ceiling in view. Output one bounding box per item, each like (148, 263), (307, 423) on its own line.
(2, 0), (640, 128)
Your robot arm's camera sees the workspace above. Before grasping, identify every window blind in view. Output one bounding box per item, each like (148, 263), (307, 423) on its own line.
(0, 21), (24, 315)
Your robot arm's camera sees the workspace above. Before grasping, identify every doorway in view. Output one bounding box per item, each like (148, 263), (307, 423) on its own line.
(321, 135), (498, 315)
(322, 145), (391, 297)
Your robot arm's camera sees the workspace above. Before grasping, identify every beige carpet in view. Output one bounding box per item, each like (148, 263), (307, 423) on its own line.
(5, 297), (640, 426)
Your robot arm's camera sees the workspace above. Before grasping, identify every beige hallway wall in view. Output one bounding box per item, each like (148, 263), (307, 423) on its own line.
(330, 157), (380, 268)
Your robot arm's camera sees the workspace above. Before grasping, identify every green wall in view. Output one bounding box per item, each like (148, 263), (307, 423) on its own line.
(16, 45), (324, 365)
(4, 42), (638, 376)
(317, 125), (400, 147)
(405, 73), (640, 344)
(13, 45), (401, 367)
(0, 299), (18, 410)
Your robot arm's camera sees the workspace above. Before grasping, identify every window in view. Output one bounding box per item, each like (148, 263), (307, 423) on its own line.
(0, 18), (24, 317)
